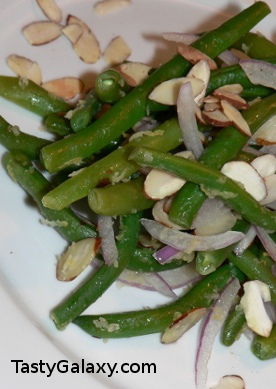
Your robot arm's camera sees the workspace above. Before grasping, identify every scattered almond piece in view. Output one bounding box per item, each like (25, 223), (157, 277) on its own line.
(57, 237), (101, 281)
(148, 77), (204, 105)
(36, 0), (62, 23)
(103, 35), (131, 66)
(251, 154), (276, 178)
(260, 174), (276, 205)
(230, 48), (251, 60)
(67, 15), (101, 63)
(178, 43), (217, 70)
(117, 62), (151, 86)
(213, 90), (249, 110)
(210, 375), (245, 389)
(203, 102), (221, 112)
(221, 100), (251, 136)
(215, 83), (243, 95)
(62, 24), (83, 44)
(196, 106), (208, 125)
(221, 160), (267, 201)
(161, 308), (207, 344)
(187, 60), (210, 104)
(22, 21), (62, 45)
(94, 0), (131, 15)
(251, 115), (276, 145)
(152, 198), (183, 229)
(42, 77), (84, 100)
(7, 54), (42, 85)
(202, 110), (232, 127)
(201, 96), (220, 104)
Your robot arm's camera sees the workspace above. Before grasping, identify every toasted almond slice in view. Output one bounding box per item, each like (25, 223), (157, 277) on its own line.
(213, 90), (249, 110)
(221, 160), (267, 201)
(36, 0), (62, 23)
(230, 48), (251, 60)
(94, 0), (131, 15)
(251, 154), (276, 178)
(62, 24), (83, 44)
(103, 36), (131, 66)
(42, 77), (84, 100)
(144, 151), (194, 200)
(57, 237), (101, 281)
(251, 115), (276, 145)
(215, 83), (243, 95)
(195, 107), (208, 125)
(201, 109), (232, 127)
(149, 77), (204, 105)
(152, 198), (184, 229)
(117, 62), (151, 86)
(66, 14), (101, 63)
(261, 174), (276, 205)
(7, 54), (42, 85)
(221, 100), (251, 136)
(178, 43), (217, 70)
(201, 96), (220, 104)
(187, 60), (210, 104)
(203, 102), (221, 112)
(210, 375), (245, 389)
(22, 21), (62, 45)
(161, 308), (207, 344)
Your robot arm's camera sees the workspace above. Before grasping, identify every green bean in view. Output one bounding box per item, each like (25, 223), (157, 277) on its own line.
(196, 220), (249, 275)
(44, 113), (72, 136)
(42, 118), (182, 210)
(232, 32), (276, 59)
(251, 325), (276, 360)
(169, 93), (276, 229)
(0, 115), (50, 160)
(0, 76), (70, 117)
(72, 264), (243, 338)
(40, 2), (270, 173)
(95, 69), (131, 104)
(70, 89), (102, 132)
(221, 305), (246, 346)
(228, 250), (276, 304)
(241, 86), (273, 99)
(2, 152), (97, 241)
(51, 212), (141, 330)
(88, 176), (154, 216)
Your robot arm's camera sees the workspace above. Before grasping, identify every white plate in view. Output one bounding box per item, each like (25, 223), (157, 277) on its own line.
(0, 1), (275, 388)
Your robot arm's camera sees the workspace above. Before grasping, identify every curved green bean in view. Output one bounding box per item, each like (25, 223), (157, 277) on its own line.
(251, 325), (276, 360)
(70, 89), (102, 132)
(44, 113), (72, 136)
(221, 305), (246, 346)
(40, 2), (270, 173)
(232, 32), (276, 59)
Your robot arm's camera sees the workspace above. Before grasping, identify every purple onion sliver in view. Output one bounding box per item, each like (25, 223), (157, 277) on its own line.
(218, 50), (239, 66)
(256, 226), (276, 262)
(153, 245), (180, 264)
(239, 59), (276, 90)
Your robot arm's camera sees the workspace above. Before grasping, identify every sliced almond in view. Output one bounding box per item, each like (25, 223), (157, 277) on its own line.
(210, 375), (245, 389)
(138, 233), (161, 250)
(251, 154), (276, 178)
(230, 48), (251, 60)
(148, 77), (204, 105)
(117, 62), (151, 86)
(152, 198), (183, 230)
(215, 83), (243, 95)
(22, 21), (62, 45)
(57, 237), (101, 281)
(221, 160), (267, 201)
(94, 0), (131, 15)
(201, 96), (220, 104)
(187, 60), (210, 104)
(103, 36), (131, 66)
(201, 109), (232, 127)
(203, 102), (221, 112)
(67, 15), (101, 63)
(260, 174), (276, 205)
(221, 100), (251, 136)
(62, 24), (83, 44)
(144, 151), (193, 199)
(42, 77), (84, 100)
(7, 55), (42, 85)
(251, 115), (276, 145)
(240, 280), (272, 337)
(178, 43), (217, 70)
(213, 90), (249, 110)
(36, 0), (62, 23)
(196, 107), (208, 125)
(161, 308), (207, 344)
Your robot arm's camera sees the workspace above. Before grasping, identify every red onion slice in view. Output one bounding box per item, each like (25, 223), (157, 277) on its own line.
(260, 145), (276, 156)
(195, 278), (241, 389)
(255, 226), (276, 262)
(141, 218), (245, 252)
(177, 81), (204, 159)
(98, 216), (118, 266)
(153, 245), (180, 264)
(218, 50), (240, 66)
(233, 225), (257, 256)
(239, 59), (276, 90)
